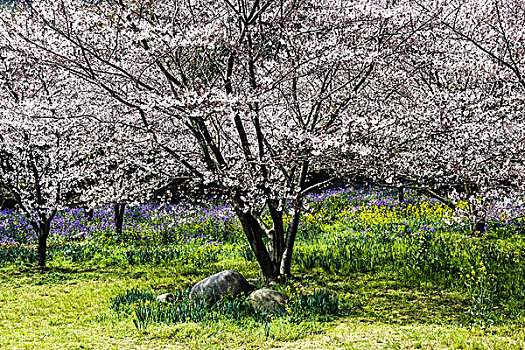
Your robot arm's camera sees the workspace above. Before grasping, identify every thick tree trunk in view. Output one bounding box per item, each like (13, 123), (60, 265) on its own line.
(235, 208), (280, 280)
(234, 202), (303, 280)
(232, 163), (309, 281)
(114, 203), (126, 238)
(32, 211), (56, 269)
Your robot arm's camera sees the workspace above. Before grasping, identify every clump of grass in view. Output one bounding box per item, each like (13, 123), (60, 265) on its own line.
(111, 287), (339, 332)
(297, 289), (339, 316)
(110, 288), (158, 313)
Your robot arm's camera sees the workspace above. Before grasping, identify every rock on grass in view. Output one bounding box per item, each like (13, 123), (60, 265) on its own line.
(247, 289), (288, 313)
(189, 270), (255, 301)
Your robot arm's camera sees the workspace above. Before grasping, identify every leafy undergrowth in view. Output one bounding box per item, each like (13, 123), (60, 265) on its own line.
(111, 286), (338, 333)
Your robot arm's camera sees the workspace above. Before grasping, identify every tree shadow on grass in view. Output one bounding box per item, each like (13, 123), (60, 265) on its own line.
(0, 263), (222, 288)
(0, 264), (476, 327)
(294, 270), (471, 326)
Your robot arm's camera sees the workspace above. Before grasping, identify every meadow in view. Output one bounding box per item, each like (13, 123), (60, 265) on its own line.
(1, 187), (525, 349)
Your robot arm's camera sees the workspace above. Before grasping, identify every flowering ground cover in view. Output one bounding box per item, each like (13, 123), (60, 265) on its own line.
(1, 187), (525, 349)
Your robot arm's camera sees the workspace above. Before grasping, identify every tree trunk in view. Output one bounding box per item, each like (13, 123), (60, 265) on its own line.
(37, 230), (49, 269)
(280, 161), (308, 276)
(465, 183), (485, 236)
(397, 186), (404, 201)
(267, 200), (285, 264)
(32, 211), (56, 269)
(234, 202), (303, 280)
(114, 203), (126, 238)
(86, 208), (94, 221)
(234, 207), (280, 280)
(470, 216), (486, 236)
(280, 205), (301, 276)
(232, 163), (309, 280)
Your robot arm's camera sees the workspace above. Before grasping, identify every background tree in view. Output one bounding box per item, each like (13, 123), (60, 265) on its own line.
(362, 0), (525, 234)
(0, 47), (94, 267)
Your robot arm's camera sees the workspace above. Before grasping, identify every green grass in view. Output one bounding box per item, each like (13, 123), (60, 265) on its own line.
(2, 188), (525, 348)
(0, 263), (524, 349)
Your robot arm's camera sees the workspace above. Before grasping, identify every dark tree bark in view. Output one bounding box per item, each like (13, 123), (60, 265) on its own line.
(232, 162), (309, 281)
(235, 209), (279, 279)
(86, 208), (94, 221)
(234, 206), (305, 281)
(471, 217), (486, 236)
(37, 230), (49, 269)
(280, 162), (308, 276)
(280, 204), (301, 277)
(114, 203), (126, 238)
(31, 211), (56, 269)
(397, 186), (404, 201)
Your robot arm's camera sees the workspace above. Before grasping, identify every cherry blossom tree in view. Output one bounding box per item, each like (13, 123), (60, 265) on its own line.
(0, 4), (168, 266)
(3, 0), (426, 279)
(0, 47), (94, 267)
(434, 0), (525, 229)
(361, 0), (525, 234)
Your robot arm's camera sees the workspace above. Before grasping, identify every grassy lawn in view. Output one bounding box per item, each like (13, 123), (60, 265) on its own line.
(1, 263), (524, 349)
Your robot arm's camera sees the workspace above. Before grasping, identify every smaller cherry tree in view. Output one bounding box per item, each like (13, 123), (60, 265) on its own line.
(77, 114), (172, 239)
(0, 12), (112, 267)
(0, 62), (93, 267)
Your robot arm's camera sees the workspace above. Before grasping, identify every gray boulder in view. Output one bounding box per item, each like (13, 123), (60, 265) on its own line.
(247, 288), (288, 313)
(156, 293), (175, 303)
(189, 270), (254, 301)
